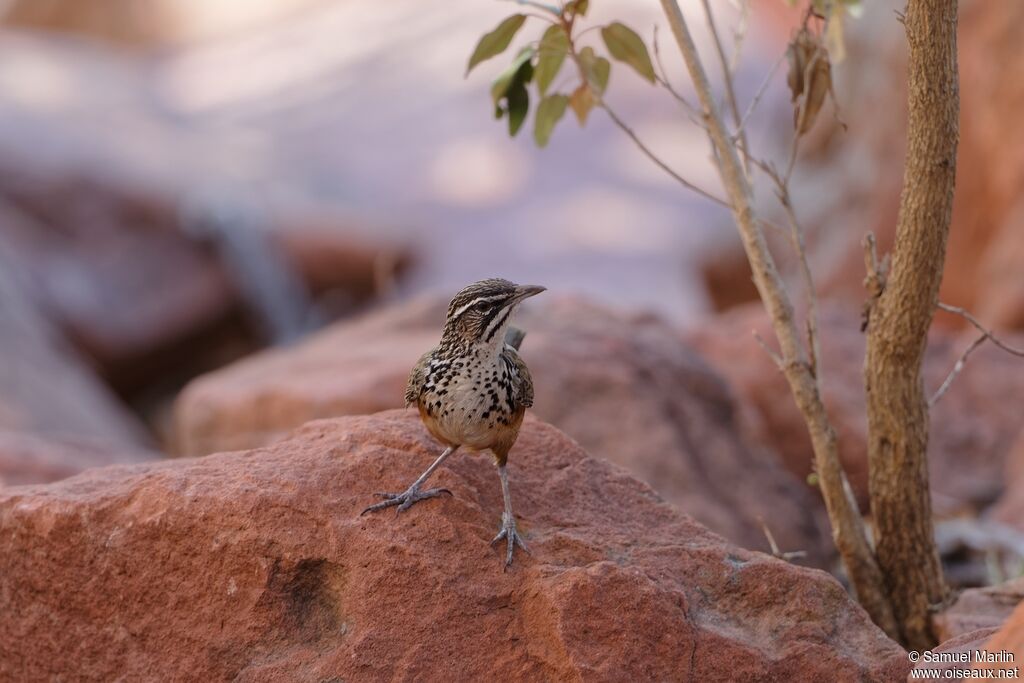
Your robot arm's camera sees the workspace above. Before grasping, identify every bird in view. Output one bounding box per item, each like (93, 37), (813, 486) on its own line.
(361, 278), (545, 568)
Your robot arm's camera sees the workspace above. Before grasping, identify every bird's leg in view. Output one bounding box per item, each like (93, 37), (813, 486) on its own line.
(490, 464), (529, 569)
(361, 445), (459, 515)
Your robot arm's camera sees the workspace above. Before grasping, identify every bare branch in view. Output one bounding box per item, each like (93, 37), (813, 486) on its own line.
(930, 304), (1024, 406)
(564, 26), (728, 208)
(699, 0), (749, 173)
(929, 333), (987, 407)
(756, 159), (822, 382)
(599, 103), (728, 208)
(727, 0), (751, 74)
(733, 51), (786, 143)
(652, 26), (703, 125)
(658, 0), (898, 638)
(753, 330), (784, 369)
(759, 516), (808, 562)
(862, 233), (886, 298)
(937, 303), (1024, 358)
(860, 232), (889, 332)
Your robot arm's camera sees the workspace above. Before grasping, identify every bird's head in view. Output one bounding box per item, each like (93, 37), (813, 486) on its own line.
(440, 278), (545, 351)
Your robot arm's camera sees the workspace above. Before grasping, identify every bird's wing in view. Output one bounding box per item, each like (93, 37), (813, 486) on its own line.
(504, 346), (534, 409)
(405, 348), (436, 406)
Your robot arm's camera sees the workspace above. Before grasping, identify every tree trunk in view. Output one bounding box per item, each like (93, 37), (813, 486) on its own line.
(864, 0), (957, 650)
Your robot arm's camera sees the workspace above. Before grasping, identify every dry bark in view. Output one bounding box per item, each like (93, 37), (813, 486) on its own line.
(658, 0), (899, 639)
(864, 0), (958, 650)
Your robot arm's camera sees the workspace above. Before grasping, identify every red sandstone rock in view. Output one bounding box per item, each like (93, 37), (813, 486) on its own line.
(176, 295), (830, 564)
(685, 303), (1024, 515)
(933, 579), (1024, 643)
(0, 410), (909, 682)
(974, 601), (1024, 677)
(908, 628), (1001, 681)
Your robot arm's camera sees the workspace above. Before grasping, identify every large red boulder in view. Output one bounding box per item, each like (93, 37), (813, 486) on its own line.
(0, 411), (909, 681)
(175, 295), (830, 564)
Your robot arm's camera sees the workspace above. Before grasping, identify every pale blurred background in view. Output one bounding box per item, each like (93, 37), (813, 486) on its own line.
(0, 0), (1021, 478)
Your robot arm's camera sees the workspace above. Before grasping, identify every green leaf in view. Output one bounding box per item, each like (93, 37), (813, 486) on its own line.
(491, 47), (535, 106)
(535, 25), (569, 96)
(507, 82), (530, 136)
(578, 47), (611, 94)
(491, 48), (534, 137)
(600, 22), (655, 83)
(467, 15), (527, 75)
(534, 93), (569, 147)
(565, 0), (589, 17)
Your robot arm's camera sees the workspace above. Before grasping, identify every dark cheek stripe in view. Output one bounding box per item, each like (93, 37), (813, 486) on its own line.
(484, 306), (513, 342)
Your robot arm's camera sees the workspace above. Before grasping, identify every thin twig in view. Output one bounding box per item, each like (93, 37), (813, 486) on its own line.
(652, 26), (703, 124)
(753, 330), (784, 369)
(753, 156), (822, 381)
(734, 51), (786, 142)
(600, 103), (728, 207)
(938, 303), (1024, 358)
(558, 17), (727, 207)
(759, 516), (808, 562)
(700, 0), (749, 173)
(929, 333), (987, 407)
(779, 192), (821, 380)
(930, 304), (1024, 406)
(728, 0), (751, 74)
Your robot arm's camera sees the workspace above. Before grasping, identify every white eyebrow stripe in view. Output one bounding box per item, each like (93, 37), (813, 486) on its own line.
(451, 294), (506, 320)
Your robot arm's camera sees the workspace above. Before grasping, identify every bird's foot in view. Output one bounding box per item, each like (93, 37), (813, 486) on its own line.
(360, 485), (452, 515)
(490, 512), (529, 569)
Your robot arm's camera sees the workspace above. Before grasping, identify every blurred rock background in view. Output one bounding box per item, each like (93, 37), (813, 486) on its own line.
(0, 0), (1021, 598)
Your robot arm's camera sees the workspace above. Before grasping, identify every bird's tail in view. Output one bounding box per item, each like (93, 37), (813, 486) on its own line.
(504, 326), (526, 350)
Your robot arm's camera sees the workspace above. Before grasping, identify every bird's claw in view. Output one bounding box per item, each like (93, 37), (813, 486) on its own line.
(490, 513), (529, 569)
(360, 486), (452, 515)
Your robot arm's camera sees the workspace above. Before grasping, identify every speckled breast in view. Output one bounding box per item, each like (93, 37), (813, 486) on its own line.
(417, 351), (519, 452)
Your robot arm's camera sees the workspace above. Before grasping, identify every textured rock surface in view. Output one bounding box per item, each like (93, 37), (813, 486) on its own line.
(933, 579), (1024, 643)
(975, 601), (1024, 676)
(908, 628), (1001, 681)
(0, 411), (909, 682)
(176, 295), (829, 563)
(686, 304), (1024, 515)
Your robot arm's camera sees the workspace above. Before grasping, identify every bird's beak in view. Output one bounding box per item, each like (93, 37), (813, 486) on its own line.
(513, 284), (546, 302)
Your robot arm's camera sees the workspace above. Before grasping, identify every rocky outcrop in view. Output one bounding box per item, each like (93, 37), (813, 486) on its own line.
(0, 241), (155, 485)
(0, 410), (909, 682)
(176, 295), (830, 564)
(0, 172), (408, 396)
(686, 304), (1024, 516)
